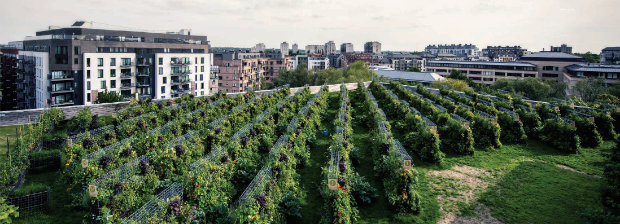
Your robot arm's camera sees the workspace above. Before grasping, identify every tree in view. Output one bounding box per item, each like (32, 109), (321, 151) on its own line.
(546, 80), (569, 99)
(572, 77), (606, 102)
(259, 77), (267, 90)
(95, 89), (124, 104)
(574, 52), (600, 63)
(598, 94), (620, 106)
(430, 78), (470, 92)
(492, 78), (551, 101)
(408, 67), (421, 72)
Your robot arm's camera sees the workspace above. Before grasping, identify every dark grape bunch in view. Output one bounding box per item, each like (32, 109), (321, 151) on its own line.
(221, 154), (229, 163)
(175, 145), (185, 156)
(169, 199), (182, 216)
(99, 155), (112, 169)
(256, 195), (267, 207)
(139, 160), (150, 175)
(120, 147), (133, 157)
(83, 138), (95, 149)
(279, 153), (289, 162)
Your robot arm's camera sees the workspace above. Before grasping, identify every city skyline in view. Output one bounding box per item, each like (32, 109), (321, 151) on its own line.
(1, 0), (619, 53)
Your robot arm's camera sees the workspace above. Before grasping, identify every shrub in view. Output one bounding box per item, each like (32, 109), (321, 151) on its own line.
(539, 117), (580, 153)
(68, 107), (92, 132)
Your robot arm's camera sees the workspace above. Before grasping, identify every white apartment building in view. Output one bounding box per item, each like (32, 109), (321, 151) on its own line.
(19, 51), (50, 108)
(83, 53), (139, 105)
(325, 41), (336, 55)
(290, 55), (330, 70)
(155, 53), (211, 99)
(281, 42), (289, 56)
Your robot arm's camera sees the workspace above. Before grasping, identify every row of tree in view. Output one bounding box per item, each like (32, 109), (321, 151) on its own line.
(273, 61), (377, 87)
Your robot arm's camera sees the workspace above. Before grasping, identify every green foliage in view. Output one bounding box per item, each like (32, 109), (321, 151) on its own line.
(30, 149), (62, 159)
(275, 61), (375, 87)
(429, 78), (470, 92)
(10, 182), (48, 197)
(572, 77), (606, 102)
(492, 78), (551, 101)
(539, 117), (581, 153)
(470, 115), (502, 149)
(574, 52), (600, 63)
(566, 113), (603, 148)
(68, 107), (92, 132)
(498, 112), (527, 144)
(598, 94), (620, 106)
(0, 196), (19, 223)
(597, 141), (620, 222)
(408, 67), (421, 72)
(95, 89), (124, 104)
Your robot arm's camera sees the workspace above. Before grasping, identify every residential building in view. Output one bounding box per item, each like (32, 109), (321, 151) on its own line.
(364, 41), (381, 54)
(482, 46), (528, 60)
(327, 53), (346, 68)
(290, 55), (329, 70)
(565, 63), (620, 87)
(601, 47), (620, 64)
(425, 44), (479, 57)
(264, 57), (290, 85)
(374, 70), (444, 84)
(213, 51), (290, 92)
(550, 44), (573, 54)
(280, 42), (289, 56)
(305, 45), (325, 54)
(340, 43), (354, 53)
(292, 44), (298, 54)
(385, 53), (426, 71)
(325, 41), (336, 55)
(0, 47), (24, 110)
(519, 51), (586, 82)
(17, 21), (211, 108)
(343, 53), (377, 67)
(495, 52), (519, 62)
(426, 60), (538, 85)
(251, 43), (266, 53)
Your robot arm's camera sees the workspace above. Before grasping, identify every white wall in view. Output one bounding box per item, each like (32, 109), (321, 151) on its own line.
(19, 51), (49, 108)
(154, 53), (211, 99)
(83, 53), (136, 105)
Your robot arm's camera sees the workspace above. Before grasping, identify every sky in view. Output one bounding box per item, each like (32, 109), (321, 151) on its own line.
(1, 0), (619, 53)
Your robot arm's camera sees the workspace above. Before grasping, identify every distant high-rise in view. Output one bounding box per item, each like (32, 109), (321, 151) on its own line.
(364, 41), (381, 54)
(550, 44), (573, 54)
(280, 42), (289, 56)
(292, 44), (298, 54)
(340, 43), (354, 53)
(251, 43), (266, 53)
(325, 41), (336, 55)
(305, 45), (325, 54)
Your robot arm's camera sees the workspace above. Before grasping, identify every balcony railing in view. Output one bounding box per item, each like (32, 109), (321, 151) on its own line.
(48, 86), (74, 93)
(50, 99), (74, 106)
(121, 83), (135, 89)
(136, 61), (151, 66)
(48, 74), (74, 80)
(171, 79), (192, 85)
(120, 73), (134, 78)
(136, 72), (151, 76)
(120, 62), (134, 68)
(210, 74), (218, 79)
(170, 70), (190, 75)
(136, 82), (151, 87)
(170, 61), (191, 66)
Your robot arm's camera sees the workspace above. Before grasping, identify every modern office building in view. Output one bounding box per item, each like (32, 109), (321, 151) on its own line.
(325, 41), (336, 55)
(519, 51), (586, 82)
(426, 60), (538, 85)
(601, 47), (620, 64)
(280, 42), (289, 56)
(292, 43), (298, 54)
(482, 46), (528, 60)
(15, 21), (212, 108)
(340, 43), (354, 53)
(565, 63), (620, 86)
(425, 44), (479, 57)
(550, 44), (573, 54)
(364, 41), (381, 54)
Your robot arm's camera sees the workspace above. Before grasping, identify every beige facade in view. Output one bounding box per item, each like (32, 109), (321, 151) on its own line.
(518, 59), (575, 82)
(426, 61), (537, 85)
(214, 57), (290, 92)
(392, 59), (426, 72)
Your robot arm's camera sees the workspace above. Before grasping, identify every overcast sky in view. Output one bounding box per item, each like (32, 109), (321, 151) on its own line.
(1, 0), (618, 53)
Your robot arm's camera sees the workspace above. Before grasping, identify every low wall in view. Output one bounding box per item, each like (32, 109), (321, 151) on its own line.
(0, 82), (371, 126)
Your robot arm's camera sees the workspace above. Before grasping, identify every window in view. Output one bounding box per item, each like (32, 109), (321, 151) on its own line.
(55, 58), (68, 64)
(542, 73), (559, 78)
(97, 47), (104, 53)
(74, 46), (80, 55)
(201, 66), (204, 72)
(87, 81), (91, 90)
(218, 83), (222, 86)
(55, 46), (68, 54)
(163, 77), (167, 84)
(110, 69), (116, 77)
(161, 86), (165, 94)
(121, 58), (131, 66)
(101, 80), (106, 89)
(201, 57), (205, 64)
(159, 67), (163, 75)
(195, 57), (198, 64)
(98, 69), (104, 78)
(74, 58), (78, 64)
(110, 58), (116, 66)
(111, 80), (116, 88)
(233, 83), (236, 87)
(87, 70), (91, 79)
(87, 93), (91, 102)
(201, 83), (204, 89)
(201, 91), (204, 96)
(200, 74), (203, 81)
(159, 58), (163, 65)
(98, 58), (103, 66)
(87, 58), (91, 67)
(240, 84), (243, 87)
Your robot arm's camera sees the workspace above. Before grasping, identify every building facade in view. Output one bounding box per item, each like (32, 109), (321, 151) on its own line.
(550, 44), (573, 54)
(425, 44), (479, 57)
(426, 60), (538, 85)
(340, 43), (354, 53)
(251, 43), (266, 53)
(325, 41), (336, 55)
(482, 46), (527, 60)
(292, 44), (298, 54)
(327, 53), (346, 68)
(565, 63), (620, 87)
(280, 42), (289, 56)
(364, 41), (381, 54)
(15, 21), (211, 108)
(290, 55), (329, 70)
(601, 47), (620, 64)
(305, 45), (325, 54)
(519, 52), (586, 82)
(213, 51), (290, 92)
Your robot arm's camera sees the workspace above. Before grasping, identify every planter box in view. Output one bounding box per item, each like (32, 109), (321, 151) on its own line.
(8, 167), (28, 192)
(29, 153), (62, 172)
(8, 188), (50, 213)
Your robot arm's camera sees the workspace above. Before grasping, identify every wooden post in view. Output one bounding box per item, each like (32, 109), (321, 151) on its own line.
(88, 185), (97, 197)
(403, 159), (412, 170)
(328, 178), (338, 191)
(6, 136), (9, 156)
(515, 114), (520, 121)
(67, 139), (73, 148)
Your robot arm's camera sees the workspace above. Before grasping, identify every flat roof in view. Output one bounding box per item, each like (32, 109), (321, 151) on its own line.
(520, 51), (585, 62)
(602, 47), (620, 51)
(566, 64), (620, 73)
(374, 70), (444, 83)
(428, 60), (536, 67)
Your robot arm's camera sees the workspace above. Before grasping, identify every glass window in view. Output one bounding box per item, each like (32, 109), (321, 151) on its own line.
(110, 58), (116, 66)
(200, 74), (203, 81)
(74, 46), (80, 54)
(101, 80), (106, 89)
(74, 58), (78, 64)
(110, 69), (116, 77)
(98, 69), (104, 78)
(87, 81), (91, 90)
(87, 70), (91, 79)
(111, 80), (116, 88)
(159, 58), (163, 65)
(98, 58), (103, 66)
(161, 86), (165, 93)
(87, 93), (91, 102)
(163, 77), (167, 84)
(201, 66), (204, 72)
(201, 83), (204, 89)
(159, 67), (163, 75)
(87, 58), (91, 67)
(201, 57), (205, 64)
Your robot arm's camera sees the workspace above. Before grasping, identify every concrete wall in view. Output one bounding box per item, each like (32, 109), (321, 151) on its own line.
(0, 81), (372, 126)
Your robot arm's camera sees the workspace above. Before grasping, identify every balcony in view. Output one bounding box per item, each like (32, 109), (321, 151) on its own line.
(121, 83), (135, 89)
(48, 74), (74, 81)
(171, 78), (192, 85)
(136, 72), (150, 77)
(136, 82), (150, 87)
(120, 73), (134, 79)
(210, 74), (218, 79)
(50, 99), (74, 106)
(171, 88), (191, 94)
(47, 86), (74, 93)
(211, 66), (220, 72)
(170, 70), (190, 76)
(170, 60), (191, 66)
(120, 62), (134, 68)
(136, 61), (151, 66)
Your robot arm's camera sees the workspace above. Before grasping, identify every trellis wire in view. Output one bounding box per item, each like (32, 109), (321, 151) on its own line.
(458, 102), (473, 110)
(89, 156), (148, 191)
(82, 136), (133, 161)
(68, 125), (115, 143)
(120, 183), (184, 224)
(451, 113), (470, 123)
(516, 104), (537, 112)
(231, 102), (250, 114)
(182, 108), (204, 120)
(409, 107), (421, 115)
(433, 103), (448, 112)
(424, 98), (434, 105)
(513, 93), (529, 100)
(230, 124), (253, 143)
(478, 91), (492, 97)
(327, 150), (340, 180)
(412, 92), (424, 99)
(477, 99), (494, 107)
(378, 108), (387, 120)
(189, 145), (228, 171)
(598, 102), (619, 110)
(255, 109), (271, 122)
(422, 116), (436, 127)
(207, 114), (227, 128)
(443, 96), (455, 102)
(121, 112), (156, 125)
(567, 109), (593, 118)
(547, 113), (575, 124)
(392, 139), (412, 161)
(550, 97), (569, 104)
(267, 135), (289, 161)
(236, 166), (272, 206)
(273, 98), (289, 111)
(497, 89), (511, 94)
(298, 105), (310, 117)
(575, 106), (610, 114)
(476, 110), (496, 119)
(286, 117), (300, 134)
(163, 131), (199, 150)
(494, 97), (512, 103)
(148, 120), (178, 135)
(400, 100), (410, 107)
(460, 93), (473, 101)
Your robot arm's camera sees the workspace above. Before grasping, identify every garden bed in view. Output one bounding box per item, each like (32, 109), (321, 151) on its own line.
(8, 188), (50, 213)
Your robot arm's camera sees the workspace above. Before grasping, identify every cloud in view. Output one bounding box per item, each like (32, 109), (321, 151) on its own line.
(559, 8), (576, 11)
